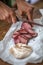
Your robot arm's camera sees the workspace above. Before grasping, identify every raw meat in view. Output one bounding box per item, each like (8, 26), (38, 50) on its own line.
(13, 21), (37, 44)
(21, 22), (32, 29)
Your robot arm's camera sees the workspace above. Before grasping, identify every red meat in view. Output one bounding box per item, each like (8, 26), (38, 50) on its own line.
(21, 22), (32, 29)
(13, 22), (37, 44)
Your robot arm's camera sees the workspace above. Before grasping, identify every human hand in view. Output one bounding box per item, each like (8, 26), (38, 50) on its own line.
(0, 1), (16, 23)
(16, 0), (34, 21)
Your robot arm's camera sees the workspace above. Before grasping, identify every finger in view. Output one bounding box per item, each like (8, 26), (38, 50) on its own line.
(0, 7), (5, 20)
(0, 3), (9, 20)
(26, 11), (34, 27)
(11, 14), (16, 23)
(0, 3), (9, 18)
(27, 11), (33, 21)
(0, 1), (15, 21)
(18, 5), (22, 16)
(0, 1), (12, 12)
(0, 2), (16, 23)
(0, 3), (11, 22)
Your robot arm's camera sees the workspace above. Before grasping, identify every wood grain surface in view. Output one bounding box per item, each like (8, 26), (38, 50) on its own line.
(0, 0), (43, 65)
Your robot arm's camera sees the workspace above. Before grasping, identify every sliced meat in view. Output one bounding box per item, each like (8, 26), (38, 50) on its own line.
(20, 35), (28, 40)
(13, 22), (38, 44)
(32, 33), (38, 37)
(23, 34), (32, 39)
(21, 22), (37, 35)
(15, 38), (20, 44)
(13, 35), (20, 44)
(21, 22), (32, 30)
(19, 29), (27, 34)
(13, 34), (18, 38)
(13, 35), (18, 40)
(13, 31), (20, 38)
(13, 31), (19, 35)
(26, 29), (36, 35)
(18, 35), (27, 44)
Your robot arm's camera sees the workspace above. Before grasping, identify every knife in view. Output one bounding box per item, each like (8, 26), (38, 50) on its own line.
(14, 10), (43, 27)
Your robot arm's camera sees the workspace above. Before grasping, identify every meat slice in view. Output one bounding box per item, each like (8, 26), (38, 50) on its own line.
(19, 29), (27, 34)
(27, 29), (36, 34)
(13, 30), (20, 39)
(13, 21), (38, 44)
(13, 34), (18, 38)
(31, 33), (38, 37)
(21, 22), (32, 30)
(13, 31), (19, 36)
(23, 34), (32, 39)
(14, 35), (27, 44)
(15, 38), (20, 44)
(13, 34), (20, 44)
(21, 22), (37, 35)
(20, 35), (28, 40)
(18, 35), (27, 44)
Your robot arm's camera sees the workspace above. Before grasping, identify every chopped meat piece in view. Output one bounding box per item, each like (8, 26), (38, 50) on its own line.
(13, 31), (19, 36)
(23, 34), (32, 39)
(21, 22), (32, 29)
(32, 33), (38, 37)
(13, 35), (18, 38)
(15, 38), (20, 44)
(20, 35), (28, 40)
(18, 35), (27, 44)
(13, 31), (20, 38)
(13, 21), (38, 44)
(27, 29), (36, 35)
(19, 29), (27, 34)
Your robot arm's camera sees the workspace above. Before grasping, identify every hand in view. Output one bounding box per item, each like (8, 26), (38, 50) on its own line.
(16, 0), (34, 21)
(0, 1), (16, 23)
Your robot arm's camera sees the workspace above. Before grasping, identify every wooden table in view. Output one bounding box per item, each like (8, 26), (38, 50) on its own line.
(0, 1), (43, 65)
